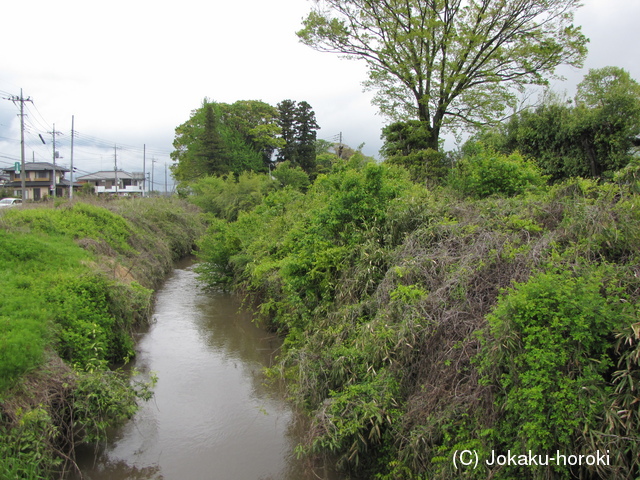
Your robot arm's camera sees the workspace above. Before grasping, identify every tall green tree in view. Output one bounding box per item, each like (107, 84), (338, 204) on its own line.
(276, 99), (320, 175)
(201, 104), (230, 176)
(171, 99), (281, 182)
(574, 67), (640, 176)
(479, 67), (640, 180)
(295, 101), (319, 174)
(276, 99), (299, 163)
(171, 101), (214, 181)
(298, 0), (588, 151)
(224, 100), (284, 167)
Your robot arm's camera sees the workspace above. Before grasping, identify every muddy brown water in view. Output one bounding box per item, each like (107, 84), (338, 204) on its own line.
(71, 259), (343, 480)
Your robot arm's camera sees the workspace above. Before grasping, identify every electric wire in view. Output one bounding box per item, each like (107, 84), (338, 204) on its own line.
(1, 93), (174, 187)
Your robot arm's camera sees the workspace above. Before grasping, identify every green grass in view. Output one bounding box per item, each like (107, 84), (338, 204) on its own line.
(0, 197), (206, 479)
(0, 230), (93, 390)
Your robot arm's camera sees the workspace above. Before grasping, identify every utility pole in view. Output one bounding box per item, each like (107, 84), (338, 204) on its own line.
(143, 144), (146, 197)
(164, 163), (167, 195)
(1, 89), (32, 201)
(151, 156), (156, 196)
(113, 145), (120, 195)
(48, 124), (63, 199)
(70, 116), (75, 200)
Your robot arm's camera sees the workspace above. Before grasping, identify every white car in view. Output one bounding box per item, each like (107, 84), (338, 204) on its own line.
(0, 198), (22, 208)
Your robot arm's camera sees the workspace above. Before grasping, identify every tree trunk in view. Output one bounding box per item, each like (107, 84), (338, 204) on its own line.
(582, 137), (599, 177)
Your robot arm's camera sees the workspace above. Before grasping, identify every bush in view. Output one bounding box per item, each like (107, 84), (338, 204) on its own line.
(0, 316), (46, 392)
(449, 144), (547, 198)
(272, 161), (311, 191)
(0, 230), (90, 390)
(45, 274), (143, 371)
(306, 371), (401, 473)
(386, 148), (450, 184)
(479, 264), (634, 478)
(185, 172), (275, 220)
(1, 202), (134, 254)
(0, 406), (59, 479)
(194, 152), (640, 479)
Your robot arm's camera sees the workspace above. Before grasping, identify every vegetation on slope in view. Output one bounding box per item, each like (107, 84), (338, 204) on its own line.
(0, 197), (205, 479)
(127, 61), (640, 478)
(191, 149), (640, 479)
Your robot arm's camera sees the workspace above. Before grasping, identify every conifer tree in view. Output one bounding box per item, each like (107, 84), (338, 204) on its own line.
(276, 100), (320, 174)
(276, 99), (299, 163)
(295, 101), (319, 174)
(201, 104), (229, 176)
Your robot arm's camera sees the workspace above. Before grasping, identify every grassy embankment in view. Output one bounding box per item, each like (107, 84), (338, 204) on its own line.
(0, 197), (205, 479)
(194, 151), (640, 479)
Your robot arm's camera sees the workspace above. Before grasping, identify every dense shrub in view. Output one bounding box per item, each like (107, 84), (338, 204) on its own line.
(271, 160), (311, 191)
(448, 144), (547, 198)
(479, 264), (634, 478)
(183, 172), (275, 221)
(0, 230), (89, 390)
(46, 274), (141, 370)
(197, 160), (413, 333)
(194, 156), (640, 479)
(1, 202), (134, 253)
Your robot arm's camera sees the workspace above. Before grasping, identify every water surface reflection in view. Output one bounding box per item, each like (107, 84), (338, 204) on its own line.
(72, 260), (341, 480)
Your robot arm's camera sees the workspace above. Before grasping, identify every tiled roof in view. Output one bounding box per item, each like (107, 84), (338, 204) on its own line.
(1, 161), (69, 173)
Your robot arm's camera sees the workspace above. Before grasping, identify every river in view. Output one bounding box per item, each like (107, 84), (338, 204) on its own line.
(72, 259), (342, 480)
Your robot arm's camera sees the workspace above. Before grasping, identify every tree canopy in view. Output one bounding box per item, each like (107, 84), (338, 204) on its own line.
(380, 120), (448, 182)
(170, 99), (282, 182)
(477, 67), (640, 180)
(298, 0), (588, 151)
(276, 99), (320, 175)
(171, 99), (321, 183)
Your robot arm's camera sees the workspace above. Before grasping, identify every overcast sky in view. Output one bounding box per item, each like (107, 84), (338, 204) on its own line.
(1, 0), (639, 188)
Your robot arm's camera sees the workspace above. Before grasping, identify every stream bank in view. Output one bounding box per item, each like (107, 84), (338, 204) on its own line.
(0, 198), (206, 479)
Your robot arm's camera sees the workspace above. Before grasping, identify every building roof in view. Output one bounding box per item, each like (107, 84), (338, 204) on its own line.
(1, 161), (69, 173)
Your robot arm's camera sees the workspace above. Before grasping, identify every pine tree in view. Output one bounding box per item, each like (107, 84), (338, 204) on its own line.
(277, 99), (298, 163)
(295, 101), (319, 174)
(200, 104), (229, 176)
(276, 100), (319, 174)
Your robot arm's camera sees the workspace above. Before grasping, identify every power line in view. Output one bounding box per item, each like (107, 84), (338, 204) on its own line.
(5, 95), (173, 159)
(23, 104), (51, 133)
(0, 153), (19, 162)
(1, 92), (174, 185)
(70, 115), (75, 200)
(73, 130), (171, 153)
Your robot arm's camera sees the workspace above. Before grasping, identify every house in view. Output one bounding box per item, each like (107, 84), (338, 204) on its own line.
(76, 170), (145, 195)
(1, 162), (76, 200)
